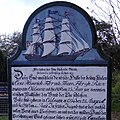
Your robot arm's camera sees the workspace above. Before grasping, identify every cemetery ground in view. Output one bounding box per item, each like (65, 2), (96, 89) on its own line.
(0, 116), (8, 120)
(111, 71), (120, 120)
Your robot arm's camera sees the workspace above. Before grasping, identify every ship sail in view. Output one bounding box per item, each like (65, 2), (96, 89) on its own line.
(24, 21), (42, 55)
(24, 45), (34, 55)
(82, 39), (89, 48)
(32, 22), (42, 44)
(57, 18), (72, 55)
(71, 36), (84, 52)
(24, 11), (90, 61)
(42, 17), (56, 57)
(72, 31), (89, 52)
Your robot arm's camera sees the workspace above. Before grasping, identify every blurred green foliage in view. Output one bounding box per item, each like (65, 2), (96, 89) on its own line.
(112, 71), (120, 111)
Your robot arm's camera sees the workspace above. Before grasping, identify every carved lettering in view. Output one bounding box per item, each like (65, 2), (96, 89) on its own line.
(12, 66), (107, 119)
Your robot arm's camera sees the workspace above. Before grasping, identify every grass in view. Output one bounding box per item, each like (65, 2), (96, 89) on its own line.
(112, 71), (120, 112)
(0, 116), (8, 120)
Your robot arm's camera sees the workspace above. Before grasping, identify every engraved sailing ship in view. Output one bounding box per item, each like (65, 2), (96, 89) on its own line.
(23, 10), (90, 61)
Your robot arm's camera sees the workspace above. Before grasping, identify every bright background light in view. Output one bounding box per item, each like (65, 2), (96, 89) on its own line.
(0, 0), (92, 34)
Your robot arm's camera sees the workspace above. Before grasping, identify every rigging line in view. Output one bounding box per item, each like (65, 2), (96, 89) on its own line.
(31, 29), (43, 53)
(38, 17), (46, 21)
(60, 32), (75, 53)
(50, 34), (60, 52)
(43, 19), (61, 31)
(44, 25), (61, 31)
(26, 45), (35, 55)
(33, 18), (45, 28)
(66, 43), (75, 54)
(44, 25), (60, 41)
(45, 16), (61, 24)
(66, 16), (85, 40)
(32, 32), (43, 44)
(34, 17), (58, 43)
(31, 42), (44, 52)
(28, 17), (56, 54)
(58, 14), (86, 44)
(70, 34), (84, 51)
(44, 26), (74, 53)
(43, 30), (57, 45)
(72, 29), (84, 42)
(46, 16), (61, 29)
(32, 22), (44, 42)
(58, 42), (74, 55)
(60, 24), (89, 52)
(71, 31), (86, 48)
(50, 16), (62, 23)
(37, 17), (46, 23)
(70, 34), (84, 49)
(71, 30), (82, 41)
(63, 41), (75, 54)
(60, 22), (80, 52)
(54, 24), (61, 29)
(44, 18), (61, 42)
(40, 17), (55, 27)
(64, 23), (84, 43)
(57, 13), (67, 18)
(62, 23), (86, 49)
(70, 26), (89, 47)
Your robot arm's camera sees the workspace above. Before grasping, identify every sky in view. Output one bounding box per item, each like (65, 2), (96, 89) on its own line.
(0, 0), (92, 34)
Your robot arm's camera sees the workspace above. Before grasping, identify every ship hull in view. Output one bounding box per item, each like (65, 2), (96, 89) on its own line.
(24, 49), (89, 61)
(25, 54), (77, 61)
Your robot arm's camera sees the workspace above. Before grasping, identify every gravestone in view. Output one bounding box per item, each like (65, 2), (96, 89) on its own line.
(8, 1), (111, 120)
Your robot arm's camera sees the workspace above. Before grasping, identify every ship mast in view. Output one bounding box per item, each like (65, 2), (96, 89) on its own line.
(57, 17), (72, 55)
(24, 19), (42, 55)
(42, 17), (56, 57)
(32, 19), (42, 44)
(32, 20), (43, 55)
